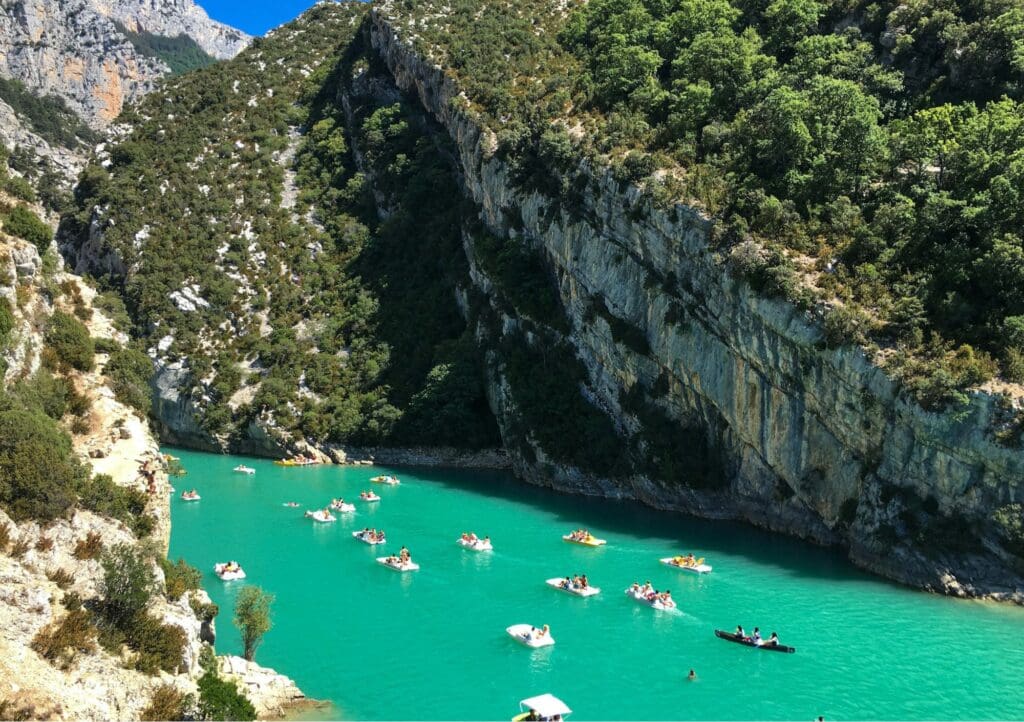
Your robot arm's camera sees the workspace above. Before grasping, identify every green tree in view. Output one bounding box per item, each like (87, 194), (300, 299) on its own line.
(3, 205), (52, 253)
(46, 311), (95, 371)
(196, 671), (256, 721)
(99, 543), (156, 628)
(233, 586), (273, 662)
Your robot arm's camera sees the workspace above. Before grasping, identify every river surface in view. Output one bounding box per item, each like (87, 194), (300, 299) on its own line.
(167, 448), (1024, 720)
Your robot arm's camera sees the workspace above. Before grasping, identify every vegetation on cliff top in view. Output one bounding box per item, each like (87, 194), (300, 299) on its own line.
(113, 22), (218, 76)
(379, 0), (1024, 406)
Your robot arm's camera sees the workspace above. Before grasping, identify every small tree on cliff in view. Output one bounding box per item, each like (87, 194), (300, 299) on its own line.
(233, 586), (273, 662)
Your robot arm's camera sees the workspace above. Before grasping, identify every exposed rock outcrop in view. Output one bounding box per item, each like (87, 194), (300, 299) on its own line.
(367, 9), (1024, 602)
(217, 655), (310, 719)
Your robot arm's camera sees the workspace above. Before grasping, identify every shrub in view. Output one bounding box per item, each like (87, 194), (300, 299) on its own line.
(0, 298), (14, 343)
(189, 594), (219, 623)
(30, 608), (96, 669)
(128, 613), (187, 674)
(233, 586), (273, 662)
(45, 311), (94, 372)
(104, 347), (153, 415)
(993, 504), (1024, 559)
(73, 531), (103, 560)
(80, 474), (152, 537)
(0, 405), (86, 521)
(9, 536), (29, 558)
(98, 543), (156, 628)
(160, 558), (202, 601)
(46, 568), (74, 589)
(3, 205), (51, 253)
(140, 684), (187, 721)
(35, 535), (53, 551)
(196, 671), (256, 721)
(0, 698), (35, 720)
(0, 522), (9, 550)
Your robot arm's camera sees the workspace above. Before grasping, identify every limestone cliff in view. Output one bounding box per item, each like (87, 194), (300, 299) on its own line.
(366, 9), (1024, 602)
(0, 0), (249, 128)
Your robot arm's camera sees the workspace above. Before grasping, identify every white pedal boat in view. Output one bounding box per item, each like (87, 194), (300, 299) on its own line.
(377, 556), (419, 572)
(507, 624), (555, 648)
(352, 530), (386, 544)
(180, 492), (200, 501)
(457, 537), (493, 552)
(329, 500), (356, 512)
(546, 578), (600, 597)
(306, 510), (336, 523)
(660, 557), (712, 574)
(370, 475), (400, 485)
(359, 492), (380, 502)
(214, 563), (246, 581)
(233, 465), (256, 475)
(624, 587), (677, 610)
(562, 534), (606, 547)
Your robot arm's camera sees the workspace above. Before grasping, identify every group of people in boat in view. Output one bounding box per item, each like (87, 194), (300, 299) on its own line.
(357, 528), (386, 543)
(629, 581), (675, 606)
(566, 529), (595, 542)
(221, 560), (241, 573)
(734, 625), (781, 647)
(181, 488), (199, 500)
(527, 623), (550, 641)
(558, 574), (590, 590)
(460, 532), (490, 544)
(669, 553), (702, 568)
(383, 546), (412, 565)
(359, 490), (379, 500)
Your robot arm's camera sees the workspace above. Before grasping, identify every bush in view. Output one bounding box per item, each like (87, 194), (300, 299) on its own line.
(35, 535), (53, 551)
(9, 536), (29, 558)
(196, 671), (256, 721)
(0, 298), (14, 343)
(140, 684), (187, 721)
(0, 405), (86, 521)
(233, 586), (273, 662)
(73, 531), (103, 560)
(30, 608), (96, 669)
(160, 558), (202, 601)
(79, 474), (152, 537)
(98, 543), (156, 627)
(104, 347), (153, 415)
(45, 311), (94, 372)
(993, 504), (1024, 559)
(128, 613), (187, 674)
(3, 205), (51, 253)
(0, 522), (9, 551)
(46, 568), (74, 589)
(189, 594), (219, 623)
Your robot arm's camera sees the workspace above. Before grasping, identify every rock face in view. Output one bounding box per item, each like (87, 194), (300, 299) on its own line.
(0, 0), (249, 128)
(367, 10), (1024, 601)
(217, 655), (309, 719)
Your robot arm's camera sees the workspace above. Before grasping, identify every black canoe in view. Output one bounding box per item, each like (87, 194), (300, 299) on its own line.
(714, 630), (796, 653)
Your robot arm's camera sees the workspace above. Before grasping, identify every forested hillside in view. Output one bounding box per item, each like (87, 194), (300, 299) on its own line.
(388, 0), (1024, 409)
(65, 3), (497, 451)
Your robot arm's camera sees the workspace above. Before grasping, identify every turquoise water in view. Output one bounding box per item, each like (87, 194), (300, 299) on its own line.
(168, 448), (1024, 720)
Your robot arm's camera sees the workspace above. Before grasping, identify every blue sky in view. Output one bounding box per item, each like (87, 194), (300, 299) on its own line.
(201, 0), (320, 36)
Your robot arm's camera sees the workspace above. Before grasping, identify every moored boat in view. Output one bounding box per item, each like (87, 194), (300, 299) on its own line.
(714, 629), (795, 653)
(546, 577), (600, 597)
(214, 562), (246, 581)
(233, 464), (256, 475)
(660, 555), (713, 574)
(506, 623), (555, 648)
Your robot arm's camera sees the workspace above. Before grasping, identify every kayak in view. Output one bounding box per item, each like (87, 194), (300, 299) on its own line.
(506, 624), (555, 648)
(457, 537), (493, 552)
(233, 465), (256, 475)
(624, 587), (677, 611)
(714, 630), (795, 653)
(306, 510), (336, 523)
(660, 557), (713, 574)
(370, 475), (400, 485)
(377, 556), (419, 572)
(352, 531), (386, 545)
(546, 578), (600, 597)
(214, 563), (246, 581)
(329, 500), (356, 512)
(562, 534), (606, 547)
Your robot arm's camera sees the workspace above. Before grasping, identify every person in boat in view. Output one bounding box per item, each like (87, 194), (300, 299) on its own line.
(642, 580), (653, 595)
(629, 581), (641, 594)
(751, 627), (763, 645)
(468, 532), (478, 542)
(461, 532), (469, 542)
(735, 625), (746, 640)
(560, 576), (571, 589)
(524, 710), (539, 722)
(767, 631), (780, 647)
(580, 574), (589, 588)
(535, 624), (550, 639)
(399, 546), (410, 563)
(483, 536), (490, 544)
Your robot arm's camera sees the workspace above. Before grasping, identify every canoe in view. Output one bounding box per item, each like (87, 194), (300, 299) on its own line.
(660, 557), (713, 574)
(506, 624), (555, 648)
(714, 630), (795, 653)
(457, 538), (493, 552)
(545, 578), (600, 597)
(377, 556), (418, 572)
(213, 563), (246, 581)
(562, 534), (606, 547)
(624, 588), (677, 611)
(275, 459), (317, 466)
(352, 531), (386, 545)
